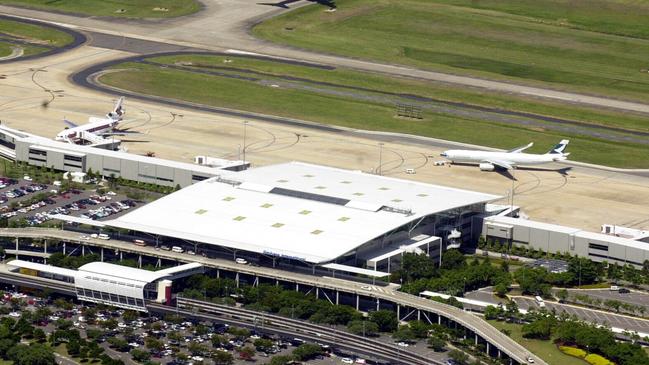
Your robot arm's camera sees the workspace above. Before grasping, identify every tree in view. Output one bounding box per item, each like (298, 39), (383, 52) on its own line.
(369, 310), (398, 332)
(0, 338), (17, 359)
(428, 336), (446, 352)
(67, 340), (81, 356)
(102, 319), (118, 330)
(122, 310), (138, 323)
(448, 349), (469, 365)
(400, 252), (437, 282)
(484, 305), (504, 320)
(33, 328), (47, 343)
(87, 342), (104, 359)
(107, 337), (129, 352)
(292, 343), (322, 361)
(212, 350), (234, 365)
(514, 267), (548, 295)
(347, 320), (379, 337)
(441, 249), (466, 270)
(494, 282), (508, 297)
(7, 344), (56, 365)
(392, 325), (416, 342)
(237, 346), (256, 361)
(253, 338), (274, 351)
(556, 289), (569, 303)
(521, 317), (555, 340)
(269, 355), (293, 365)
(146, 338), (164, 352)
(130, 348), (150, 363)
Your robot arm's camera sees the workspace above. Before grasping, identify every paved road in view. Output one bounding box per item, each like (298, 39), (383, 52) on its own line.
(0, 227), (546, 365)
(563, 288), (649, 312)
(2, 2), (649, 115)
(466, 288), (649, 334)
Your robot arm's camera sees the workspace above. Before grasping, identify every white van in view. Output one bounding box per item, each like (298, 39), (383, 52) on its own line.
(535, 295), (545, 308)
(171, 246), (184, 253)
(97, 233), (110, 240)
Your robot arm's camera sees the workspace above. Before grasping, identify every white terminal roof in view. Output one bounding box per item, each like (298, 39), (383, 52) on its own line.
(78, 262), (170, 285)
(104, 162), (499, 263)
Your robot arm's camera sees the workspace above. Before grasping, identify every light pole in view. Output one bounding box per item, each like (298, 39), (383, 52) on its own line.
(378, 142), (384, 176)
(242, 121), (248, 163)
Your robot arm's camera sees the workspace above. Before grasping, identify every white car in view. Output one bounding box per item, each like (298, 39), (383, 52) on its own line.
(8, 312), (20, 318)
(341, 359), (354, 364)
(396, 342), (409, 347)
(118, 322), (127, 328)
(235, 258), (248, 265)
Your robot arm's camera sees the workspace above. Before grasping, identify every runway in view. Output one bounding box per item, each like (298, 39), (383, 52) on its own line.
(2, 1), (649, 115)
(1, 44), (649, 232)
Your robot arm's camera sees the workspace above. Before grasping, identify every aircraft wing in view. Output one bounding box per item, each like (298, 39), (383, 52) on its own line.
(63, 119), (79, 128)
(483, 159), (514, 170)
(507, 142), (533, 153)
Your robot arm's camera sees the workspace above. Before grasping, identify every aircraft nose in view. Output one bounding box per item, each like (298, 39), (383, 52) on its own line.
(440, 152), (448, 157)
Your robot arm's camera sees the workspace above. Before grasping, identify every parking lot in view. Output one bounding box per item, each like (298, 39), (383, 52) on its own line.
(0, 289), (427, 365)
(564, 288), (649, 311)
(516, 297), (649, 334)
(0, 176), (142, 226)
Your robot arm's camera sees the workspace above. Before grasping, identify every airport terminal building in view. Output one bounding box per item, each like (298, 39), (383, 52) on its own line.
(0, 125), (248, 188)
(482, 216), (649, 268)
(70, 162), (500, 274)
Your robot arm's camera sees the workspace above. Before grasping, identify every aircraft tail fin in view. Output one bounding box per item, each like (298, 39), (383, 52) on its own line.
(546, 139), (569, 155)
(107, 96), (125, 121)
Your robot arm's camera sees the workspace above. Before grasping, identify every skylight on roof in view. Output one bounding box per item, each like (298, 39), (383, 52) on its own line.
(353, 192), (364, 196)
(303, 174), (315, 178)
(195, 209), (208, 215)
(340, 181), (352, 184)
(233, 216), (246, 221)
(417, 193), (429, 197)
(272, 223), (284, 228)
(277, 179), (288, 183)
(299, 210), (312, 215)
(379, 187), (390, 191)
(311, 230), (323, 235)
(315, 186), (326, 190)
(223, 196), (236, 201)
(392, 199), (403, 202)
(261, 203), (273, 208)
(338, 217), (350, 222)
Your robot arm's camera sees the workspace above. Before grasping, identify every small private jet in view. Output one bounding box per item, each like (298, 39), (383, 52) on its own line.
(55, 97), (126, 143)
(440, 140), (570, 171)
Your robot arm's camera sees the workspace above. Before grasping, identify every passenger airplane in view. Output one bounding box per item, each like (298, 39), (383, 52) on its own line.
(440, 140), (570, 171)
(55, 97), (125, 143)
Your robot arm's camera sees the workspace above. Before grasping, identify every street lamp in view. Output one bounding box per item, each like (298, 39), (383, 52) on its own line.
(378, 142), (384, 176)
(242, 121), (248, 163)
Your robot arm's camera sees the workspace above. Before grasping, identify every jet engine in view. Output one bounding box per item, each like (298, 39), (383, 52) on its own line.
(479, 162), (495, 171)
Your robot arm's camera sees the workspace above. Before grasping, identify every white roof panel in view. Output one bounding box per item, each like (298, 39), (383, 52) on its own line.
(7, 259), (77, 277)
(103, 162), (498, 263)
(78, 262), (169, 284)
(320, 263), (390, 278)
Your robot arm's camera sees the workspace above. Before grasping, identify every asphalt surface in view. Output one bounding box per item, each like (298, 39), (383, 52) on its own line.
(1, 1), (649, 116)
(87, 52), (649, 146)
(0, 14), (86, 64)
(466, 288), (649, 334)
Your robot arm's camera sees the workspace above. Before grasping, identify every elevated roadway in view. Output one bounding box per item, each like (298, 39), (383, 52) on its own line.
(0, 227), (543, 365)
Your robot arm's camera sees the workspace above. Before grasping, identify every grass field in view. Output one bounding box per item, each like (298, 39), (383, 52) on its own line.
(253, 0), (649, 102)
(488, 320), (585, 365)
(0, 0), (201, 18)
(0, 18), (74, 49)
(99, 54), (649, 168)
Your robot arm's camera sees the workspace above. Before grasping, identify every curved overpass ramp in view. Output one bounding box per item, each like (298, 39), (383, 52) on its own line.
(0, 227), (544, 365)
